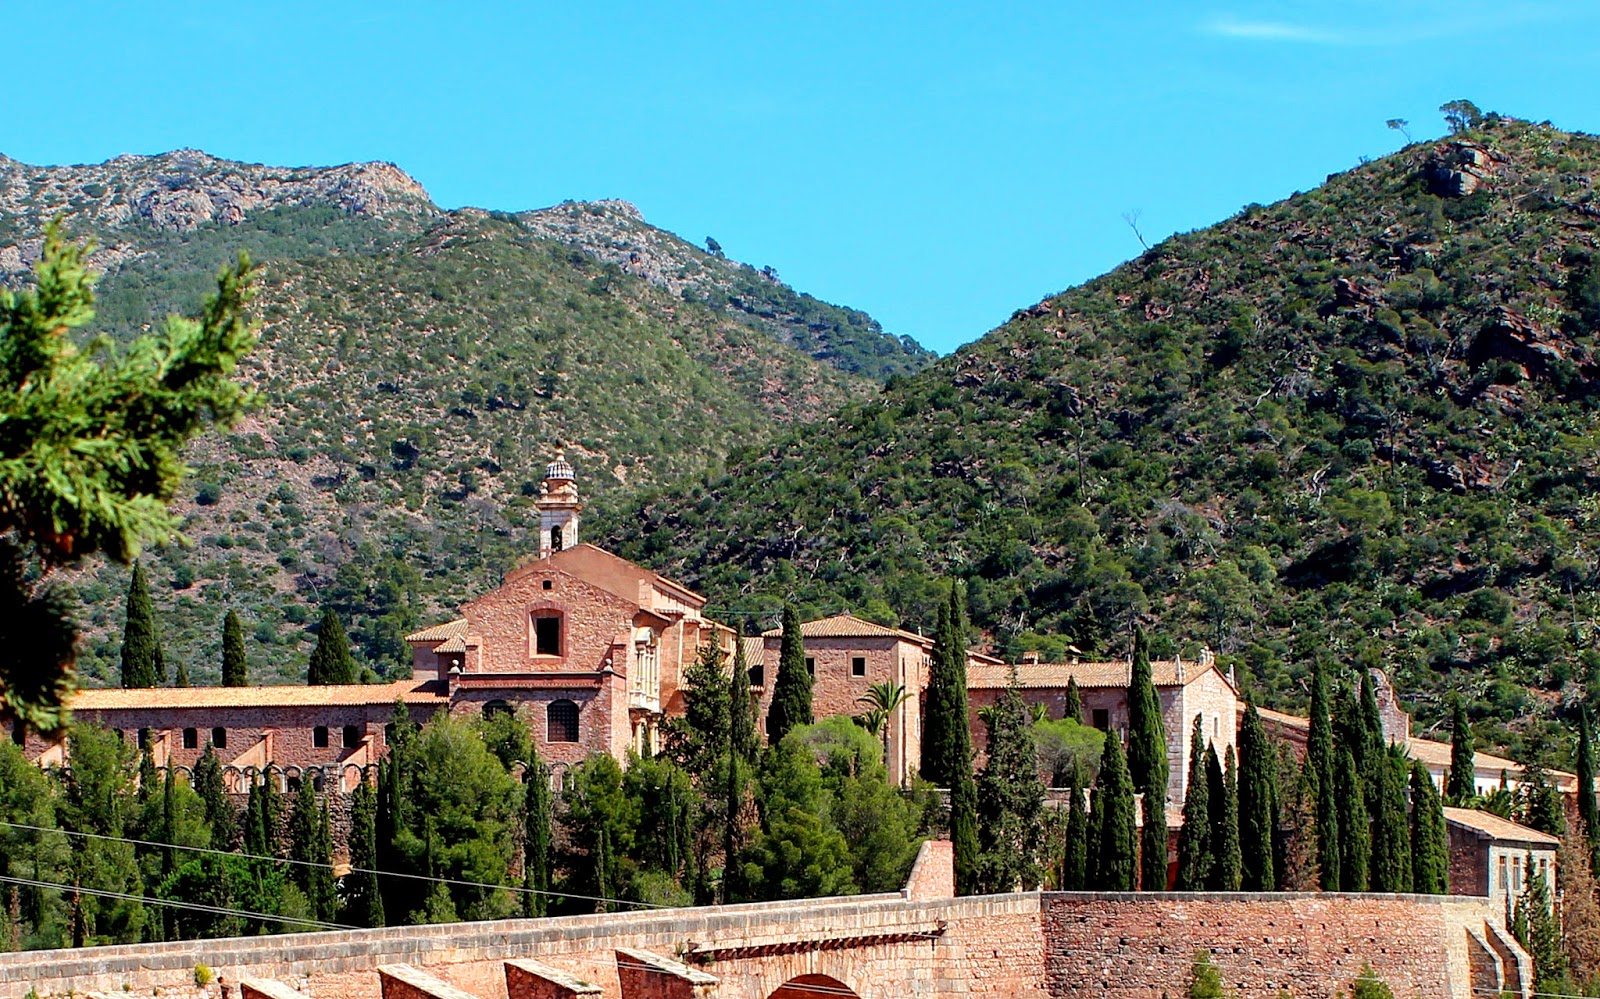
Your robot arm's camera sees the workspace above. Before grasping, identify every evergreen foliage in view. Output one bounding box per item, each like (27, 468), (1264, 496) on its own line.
(120, 562), (164, 689)
(306, 608), (357, 685)
(1090, 731), (1137, 890)
(1447, 695), (1477, 806)
(975, 680), (1045, 892)
(0, 226), (253, 729)
(288, 779), (335, 922)
(1212, 746), (1241, 891)
(1063, 676), (1082, 723)
(1369, 748), (1412, 893)
(766, 604), (812, 746)
(1188, 952), (1225, 999)
(221, 610), (248, 687)
(1335, 746), (1369, 891)
(1512, 851), (1567, 992)
(922, 585), (973, 788)
(1305, 660), (1339, 890)
(172, 659), (189, 688)
(1278, 770), (1320, 891)
(1577, 707), (1600, 872)
(1236, 702), (1277, 891)
(1350, 964), (1396, 999)
(1125, 628), (1168, 890)
(343, 780), (384, 927)
(950, 764), (980, 896)
(1062, 761), (1088, 890)
(673, 639), (731, 774)
(523, 754), (553, 917)
(1409, 761), (1449, 895)
(729, 632), (759, 763)
(1175, 716), (1212, 891)
(191, 745), (237, 850)
(1519, 762), (1568, 837)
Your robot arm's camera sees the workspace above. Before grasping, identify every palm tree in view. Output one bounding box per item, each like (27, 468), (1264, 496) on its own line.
(856, 682), (909, 772)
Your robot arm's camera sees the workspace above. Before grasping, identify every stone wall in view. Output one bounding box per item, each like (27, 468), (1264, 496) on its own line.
(1042, 892), (1500, 999)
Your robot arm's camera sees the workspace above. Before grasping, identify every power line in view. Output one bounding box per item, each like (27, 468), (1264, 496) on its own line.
(0, 820), (667, 912)
(0, 874), (353, 931)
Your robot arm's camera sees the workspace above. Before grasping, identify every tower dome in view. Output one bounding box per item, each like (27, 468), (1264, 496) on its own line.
(536, 449), (581, 557)
(544, 450), (575, 483)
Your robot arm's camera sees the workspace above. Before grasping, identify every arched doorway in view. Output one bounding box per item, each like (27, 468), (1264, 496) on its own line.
(770, 974), (859, 999)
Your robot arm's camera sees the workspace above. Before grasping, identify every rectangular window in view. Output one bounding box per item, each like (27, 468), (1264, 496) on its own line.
(750, 662), (765, 687)
(343, 725), (361, 748)
(137, 728), (151, 749)
(212, 727), (227, 750)
(182, 728), (198, 750)
(1092, 709), (1110, 731)
(534, 616), (562, 656)
(313, 726), (329, 748)
(1498, 856), (1508, 890)
(851, 657), (866, 677)
(806, 657), (815, 676)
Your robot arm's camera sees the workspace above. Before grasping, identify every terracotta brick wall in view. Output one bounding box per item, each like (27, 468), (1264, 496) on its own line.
(901, 839), (955, 900)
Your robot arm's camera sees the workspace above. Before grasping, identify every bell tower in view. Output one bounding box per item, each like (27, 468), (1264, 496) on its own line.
(536, 450), (582, 558)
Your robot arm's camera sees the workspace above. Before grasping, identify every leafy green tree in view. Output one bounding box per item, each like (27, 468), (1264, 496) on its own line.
(741, 739), (855, 899)
(1351, 963), (1396, 999)
(523, 754), (553, 917)
(1335, 746), (1369, 891)
(191, 742), (236, 851)
(1090, 731), (1137, 890)
(1188, 951), (1225, 999)
(306, 608), (357, 685)
(479, 709), (534, 773)
(1236, 701), (1277, 890)
(766, 604), (812, 746)
(0, 739), (68, 948)
(1211, 746), (1241, 891)
(119, 562), (164, 689)
(376, 702), (422, 920)
(1409, 761), (1449, 894)
(975, 681), (1045, 892)
(1446, 694), (1476, 806)
(560, 753), (636, 911)
(221, 610), (248, 687)
(792, 718), (925, 892)
(57, 725), (144, 945)
(623, 754), (695, 888)
(1062, 761), (1089, 890)
(1175, 717), (1211, 891)
(0, 227), (255, 732)
(1033, 716), (1103, 787)
(1305, 660), (1340, 889)
(1577, 707), (1599, 872)
(1125, 628), (1168, 890)
(1519, 761), (1568, 837)
(343, 780), (384, 927)
(672, 640), (730, 775)
(288, 779), (335, 922)
(1440, 98), (1485, 134)
(729, 633), (760, 764)
(922, 584), (973, 788)
(1512, 852), (1566, 992)
(1369, 749), (1412, 893)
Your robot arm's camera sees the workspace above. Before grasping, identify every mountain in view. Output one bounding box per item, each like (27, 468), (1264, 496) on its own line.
(0, 150), (929, 686)
(601, 113), (1600, 762)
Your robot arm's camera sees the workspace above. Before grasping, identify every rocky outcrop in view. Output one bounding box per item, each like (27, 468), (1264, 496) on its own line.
(1424, 141), (1502, 197)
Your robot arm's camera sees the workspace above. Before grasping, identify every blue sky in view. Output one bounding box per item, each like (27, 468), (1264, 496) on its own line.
(9, 2), (1599, 353)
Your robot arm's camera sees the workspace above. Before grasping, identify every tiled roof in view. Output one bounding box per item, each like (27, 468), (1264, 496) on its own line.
(405, 619), (467, 643)
(968, 658), (1222, 691)
(739, 636), (765, 669)
(760, 612), (928, 643)
(1443, 806), (1561, 846)
(68, 679), (446, 711)
(435, 636), (468, 654)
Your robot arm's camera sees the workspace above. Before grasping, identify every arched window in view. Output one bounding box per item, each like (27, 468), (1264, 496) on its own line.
(483, 699), (513, 720)
(550, 526), (564, 553)
(547, 700), (579, 743)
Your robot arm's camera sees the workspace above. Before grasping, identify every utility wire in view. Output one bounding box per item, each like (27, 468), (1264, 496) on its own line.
(0, 874), (354, 931)
(0, 820), (668, 911)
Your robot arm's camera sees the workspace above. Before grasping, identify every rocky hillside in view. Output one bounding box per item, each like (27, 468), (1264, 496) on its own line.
(0, 150), (927, 686)
(601, 113), (1600, 763)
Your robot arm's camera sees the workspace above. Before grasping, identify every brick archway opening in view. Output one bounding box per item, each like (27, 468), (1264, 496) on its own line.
(770, 973), (859, 999)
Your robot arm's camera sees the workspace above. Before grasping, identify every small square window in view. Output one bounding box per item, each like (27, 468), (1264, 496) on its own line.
(805, 657), (815, 676)
(542, 579), (553, 590)
(313, 726), (329, 748)
(212, 727), (227, 749)
(851, 657), (866, 677)
(182, 728), (198, 750)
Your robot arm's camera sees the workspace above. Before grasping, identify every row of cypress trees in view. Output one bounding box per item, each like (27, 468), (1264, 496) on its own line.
(120, 559), (355, 688)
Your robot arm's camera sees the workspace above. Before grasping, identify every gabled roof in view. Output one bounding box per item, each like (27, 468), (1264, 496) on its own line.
(967, 658), (1228, 691)
(68, 678), (446, 711)
(506, 543), (706, 610)
(1443, 806), (1561, 846)
(405, 619), (467, 643)
(760, 612), (927, 643)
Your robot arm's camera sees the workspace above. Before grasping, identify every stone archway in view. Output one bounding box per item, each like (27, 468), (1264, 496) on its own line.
(770, 974), (860, 999)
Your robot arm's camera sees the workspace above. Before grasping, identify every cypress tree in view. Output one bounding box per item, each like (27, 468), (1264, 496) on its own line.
(951, 766), (981, 895)
(723, 753), (745, 902)
(1063, 676), (1083, 723)
(222, 609), (248, 687)
(1369, 748), (1412, 892)
(1125, 628), (1168, 891)
(1237, 701), (1277, 890)
(307, 608), (357, 685)
(1409, 760), (1449, 894)
(976, 680), (1046, 892)
(922, 584), (974, 788)
(1335, 746), (1369, 891)
(289, 779), (335, 920)
(1090, 732), (1137, 890)
(1513, 851), (1566, 991)
(120, 562), (164, 688)
(173, 659), (189, 688)
(159, 766), (177, 879)
(523, 756), (552, 917)
(1062, 761), (1088, 890)
(344, 779), (384, 927)
(1175, 716), (1211, 891)
(1578, 706), (1600, 872)
(1279, 769), (1321, 891)
(1212, 746), (1242, 890)
(1447, 694), (1477, 805)
(193, 744), (238, 849)
(1520, 761), (1568, 837)
(728, 632), (759, 763)
(766, 604), (812, 746)
(1306, 660), (1340, 889)
(1359, 670), (1385, 749)
(594, 825), (613, 913)
(137, 740), (158, 804)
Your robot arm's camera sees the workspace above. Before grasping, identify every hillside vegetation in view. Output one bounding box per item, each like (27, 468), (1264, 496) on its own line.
(603, 112), (1600, 762)
(0, 151), (928, 686)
